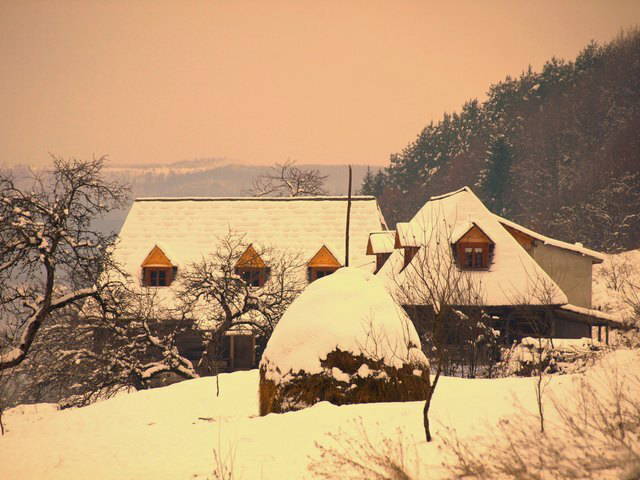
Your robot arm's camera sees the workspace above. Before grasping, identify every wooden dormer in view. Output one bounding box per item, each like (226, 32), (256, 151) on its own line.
(366, 231), (395, 273)
(393, 227), (420, 270)
(235, 244), (269, 287)
(452, 224), (495, 269)
(307, 245), (341, 282)
(141, 245), (176, 287)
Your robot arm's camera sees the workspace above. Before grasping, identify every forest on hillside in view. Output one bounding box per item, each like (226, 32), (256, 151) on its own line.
(362, 30), (640, 253)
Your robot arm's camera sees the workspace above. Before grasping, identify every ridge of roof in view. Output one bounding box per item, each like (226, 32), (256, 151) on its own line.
(134, 195), (376, 202)
(494, 214), (605, 263)
(429, 186), (472, 202)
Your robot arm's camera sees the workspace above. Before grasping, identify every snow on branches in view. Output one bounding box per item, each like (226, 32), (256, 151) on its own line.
(0, 156), (129, 370)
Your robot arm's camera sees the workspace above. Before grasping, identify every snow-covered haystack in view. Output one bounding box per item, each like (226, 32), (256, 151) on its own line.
(259, 268), (429, 416)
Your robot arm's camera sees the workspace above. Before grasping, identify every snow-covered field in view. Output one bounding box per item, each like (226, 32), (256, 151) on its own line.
(2, 349), (638, 480)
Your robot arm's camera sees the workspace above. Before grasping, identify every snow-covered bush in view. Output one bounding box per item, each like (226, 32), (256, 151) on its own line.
(496, 337), (606, 377)
(593, 249), (640, 326)
(259, 268), (429, 415)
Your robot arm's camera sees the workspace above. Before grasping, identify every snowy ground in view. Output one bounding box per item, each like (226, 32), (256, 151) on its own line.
(2, 349), (638, 480)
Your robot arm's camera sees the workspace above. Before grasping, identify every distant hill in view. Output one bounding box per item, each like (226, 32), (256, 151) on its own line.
(364, 29), (640, 253)
(4, 159), (371, 235)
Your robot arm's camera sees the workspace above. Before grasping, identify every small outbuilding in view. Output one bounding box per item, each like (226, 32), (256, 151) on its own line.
(259, 268), (429, 416)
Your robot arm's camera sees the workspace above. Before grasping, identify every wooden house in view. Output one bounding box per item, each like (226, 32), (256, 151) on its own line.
(112, 196), (387, 372)
(371, 187), (621, 344)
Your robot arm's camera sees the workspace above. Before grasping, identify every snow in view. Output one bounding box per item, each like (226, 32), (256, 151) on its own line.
(560, 303), (621, 324)
(2, 349), (638, 480)
(377, 186), (568, 306)
(356, 363), (372, 377)
(367, 230), (395, 254)
(394, 222), (420, 247)
(260, 268), (427, 383)
(449, 220), (475, 244)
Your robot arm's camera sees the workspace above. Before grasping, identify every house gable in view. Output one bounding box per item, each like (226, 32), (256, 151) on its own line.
(308, 245), (341, 268)
(141, 245), (173, 267)
(453, 224), (495, 270)
(456, 224), (493, 244)
(235, 244), (266, 269)
(141, 245), (175, 287)
(502, 224), (535, 252)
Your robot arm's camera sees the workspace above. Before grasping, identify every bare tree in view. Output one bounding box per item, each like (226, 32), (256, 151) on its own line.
(178, 230), (305, 373)
(8, 272), (206, 406)
(7, 230), (304, 407)
(251, 160), (328, 197)
(0, 330), (9, 435)
(0, 156), (128, 371)
(391, 216), (487, 442)
(504, 269), (567, 433)
(599, 253), (640, 325)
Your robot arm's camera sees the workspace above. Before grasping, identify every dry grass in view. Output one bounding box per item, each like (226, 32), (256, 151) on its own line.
(441, 364), (640, 479)
(308, 418), (421, 480)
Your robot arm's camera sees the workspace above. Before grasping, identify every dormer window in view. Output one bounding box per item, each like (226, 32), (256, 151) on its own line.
(366, 231), (395, 274)
(141, 245), (176, 287)
(463, 246), (487, 268)
(307, 245), (341, 282)
(235, 244), (269, 288)
(452, 224), (494, 270)
(394, 227), (420, 271)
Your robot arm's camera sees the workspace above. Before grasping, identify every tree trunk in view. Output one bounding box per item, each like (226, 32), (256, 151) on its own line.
(423, 392), (433, 442)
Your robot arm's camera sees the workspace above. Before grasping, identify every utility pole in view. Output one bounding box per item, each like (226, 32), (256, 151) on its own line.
(345, 165), (352, 267)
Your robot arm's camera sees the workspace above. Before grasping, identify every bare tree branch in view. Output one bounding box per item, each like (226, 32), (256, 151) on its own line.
(0, 156), (129, 371)
(251, 160), (328, 197)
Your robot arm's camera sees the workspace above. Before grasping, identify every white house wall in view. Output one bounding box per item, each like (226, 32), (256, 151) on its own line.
(531, 244), (593, 308)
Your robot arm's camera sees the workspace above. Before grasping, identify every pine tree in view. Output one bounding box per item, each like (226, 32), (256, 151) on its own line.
(360, 167), (386, 197)
(360, 167), (375, 195)
(479, 134), (513, 215)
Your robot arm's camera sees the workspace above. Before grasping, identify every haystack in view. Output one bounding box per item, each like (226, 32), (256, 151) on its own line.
(259, 267), (429, 416)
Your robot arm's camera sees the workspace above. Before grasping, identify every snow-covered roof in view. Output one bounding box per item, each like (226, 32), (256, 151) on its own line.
(367, 231), (395, 255)
(395, 222), (420, 248)
(494, 214), (605, 263)
(559, 304), (622, 326)
(113, 196), (386, 287)
(377, 186), (568, 307)
(449, 221), (494, 245)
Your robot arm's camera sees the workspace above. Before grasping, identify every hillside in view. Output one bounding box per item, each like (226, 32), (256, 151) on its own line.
(364, 30), (640, 253)
(2, 350), (637, 479)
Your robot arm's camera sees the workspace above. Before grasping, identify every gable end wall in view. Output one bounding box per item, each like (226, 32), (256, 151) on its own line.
(531, 244), (593, 308)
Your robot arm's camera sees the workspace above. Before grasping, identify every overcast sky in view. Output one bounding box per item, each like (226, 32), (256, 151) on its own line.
(1, 1), (639, 168)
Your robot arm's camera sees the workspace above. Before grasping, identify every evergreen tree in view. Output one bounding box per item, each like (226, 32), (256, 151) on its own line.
(360, 167), (375, 195)
(360, 167), (386, 197)
(480, 134), (513, 215)
(377, 29), (640, 251)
